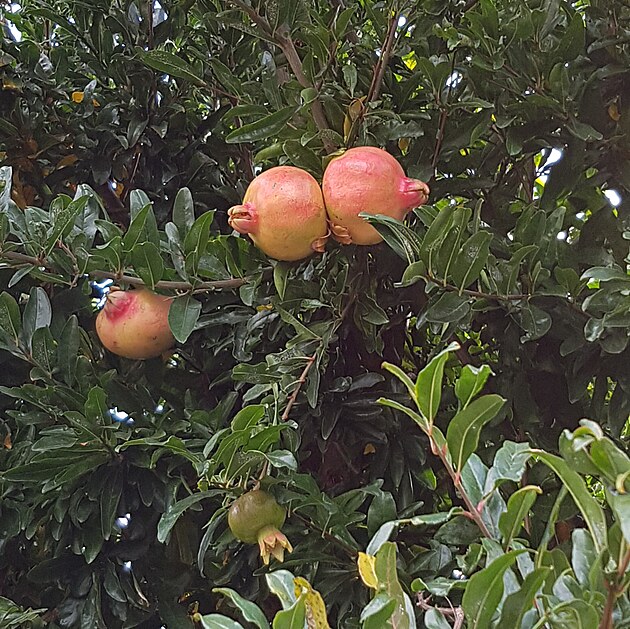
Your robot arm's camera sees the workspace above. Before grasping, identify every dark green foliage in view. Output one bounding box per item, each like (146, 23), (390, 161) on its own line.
(0, 0), (629, 627)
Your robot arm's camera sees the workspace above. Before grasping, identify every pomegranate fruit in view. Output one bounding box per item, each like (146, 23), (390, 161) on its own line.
(321, 146), (430, 245)
(96, 287), (175, 360)
(227, 166), (329, 261)
(228, 489), (293, 564)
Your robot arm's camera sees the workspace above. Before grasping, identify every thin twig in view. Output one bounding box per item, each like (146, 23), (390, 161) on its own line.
(281, 353), (317, 422)
(0, 249), (250, 291)
(431, 53), (456, 172)
(226, 0), (335, 153)
(346, 7), (400, 147)
(276, 31), (336, 153)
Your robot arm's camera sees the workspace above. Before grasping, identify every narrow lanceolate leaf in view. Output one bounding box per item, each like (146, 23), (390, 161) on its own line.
(381, 361), (416, 402)
(0, 291), (21, 344)
(447, 395), (505, 472)
(451, 231), (493, 292)
(373, 543), (412, 629)
(173, 187), (195, 235)
(132, 242), (164, 289)
(498, 567), (551, 628)
(415, 341), (460, 422)
(184, 211), (214, 274)
(198, 615), (245, 629)
(461, 550), (525, 629)
(21, 287), (52, 350)
(138, 49), (206, 86)
(272, 597), (306, 629)
(58, 315), (80, 385)
(213, 588), (270, 629)
(499, 485), (542, 547)
(168, 295), (201, 343)
(226, 107), (297, 144)
(377, 397), (429, 434)
(455, 364), (492, 409)
(157, 490), (219, 543)
(531, 451), (608, 553)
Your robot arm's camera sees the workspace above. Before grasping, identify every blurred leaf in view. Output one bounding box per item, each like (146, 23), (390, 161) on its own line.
(139, 49), (206, 86)
(168, 295), (201, 343)
(226, 107), (298, 144)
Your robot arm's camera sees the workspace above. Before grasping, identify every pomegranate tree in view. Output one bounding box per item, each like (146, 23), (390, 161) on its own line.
(322, 146), (430, 245)
(96, 287), (174, 360)
(227, 489), (292, 565)
(228, 166), (329, 261)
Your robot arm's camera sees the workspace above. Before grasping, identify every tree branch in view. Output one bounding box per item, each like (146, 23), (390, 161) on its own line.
(0, 249), (250, 292)
(347, 8), (399, 147)
(226, 1), (336, 153)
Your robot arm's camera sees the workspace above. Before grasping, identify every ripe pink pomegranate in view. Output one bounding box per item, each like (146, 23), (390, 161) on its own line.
(322, 147), (430, 245)
(96, 287), (174, 360)
(227, 166), (329, 261)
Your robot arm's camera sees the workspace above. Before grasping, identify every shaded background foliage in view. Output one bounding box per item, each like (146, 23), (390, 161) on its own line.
(0, 0), (629, 627)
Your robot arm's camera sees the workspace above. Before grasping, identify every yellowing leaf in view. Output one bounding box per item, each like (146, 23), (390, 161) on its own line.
(56, 154), (78, 169)
(357, 552), (378, 589)
(608, 103), (621, 121)
(294, 577), (331, 629)
(71, 91), (84, 103)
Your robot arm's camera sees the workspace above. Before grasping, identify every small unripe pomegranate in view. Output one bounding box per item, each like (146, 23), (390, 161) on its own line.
(228, 489), (292, 565)
(227, 166), (329, 261)
(96, 287), (174, 360)
(322, 147), (430, 245)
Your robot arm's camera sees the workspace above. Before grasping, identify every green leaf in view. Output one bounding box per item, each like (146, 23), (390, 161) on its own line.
(198, 615), (245, 629)
(21, 287), (52, 350)
(381, 362), (416, 402)
(415, 341), (460, 422)
(372, 543), (413, 629)
(100, 466), (122, 541)
(360, 593), (396, 628)
(499, 485), (541, 547)
(173, 187), (195, 235)
(122, 203), (151, 252)
(266, 571), (298, 610)
(451, 231), (493, 291)
(455, 364), (492, 409)
(168, 295), (201, 343)
(58, 315), (80, 385)
(424, 292), (471, 323)
(446, 394), (505, 472)
(531, 451), (608, 553)
(213, 588), (270, 629)
(377, 397), (430, 434)
(424, 609), (451, 629)
(519, 303), (552, 342)
(157, 490), (219, 543)
(272, 597), (306, 629)
(489, 441), (531, 486)
(138, 49), (206, 86)
(498, 567), (551, 627)
(184, 211), (214, 274)
(132, 242), (164, 289)
(0, 291), (21, 345)
(461, 550), (525, 629)
(226, 107), (297, 144)
(45, 195), (89, 254)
